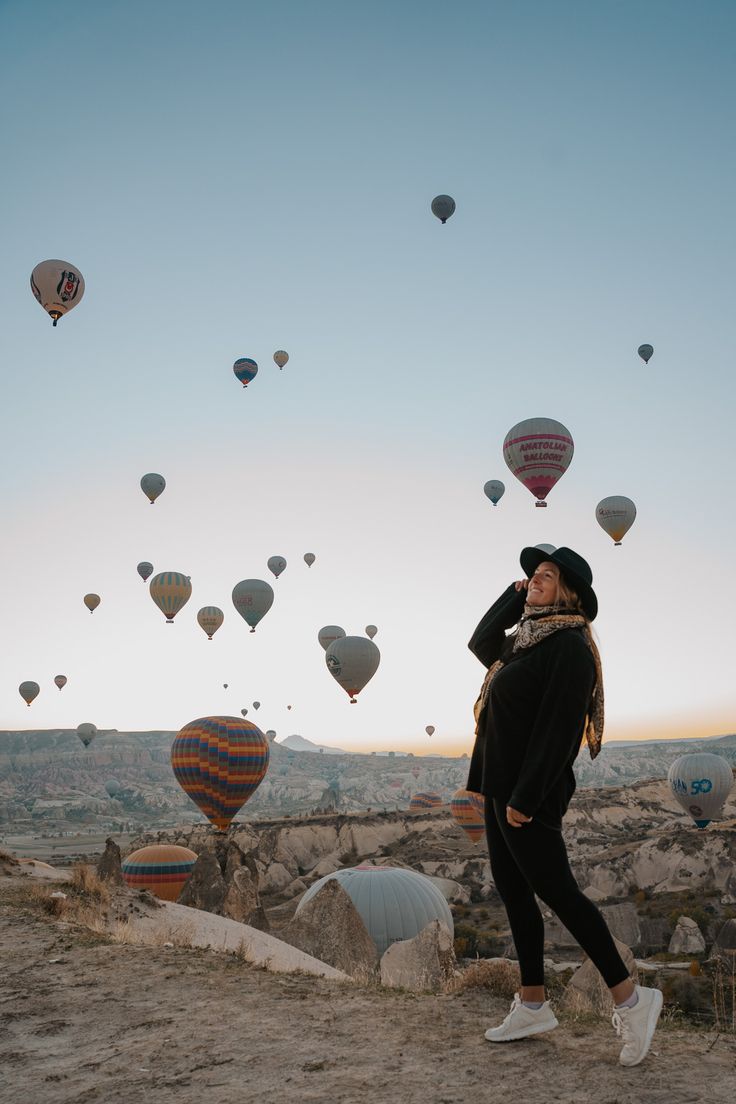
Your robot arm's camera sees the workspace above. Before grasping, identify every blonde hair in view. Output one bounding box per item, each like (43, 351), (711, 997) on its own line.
(554, 574), (587, 618)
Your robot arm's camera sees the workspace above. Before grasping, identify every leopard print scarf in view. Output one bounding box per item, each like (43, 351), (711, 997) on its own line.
(473, 603), (604, 760)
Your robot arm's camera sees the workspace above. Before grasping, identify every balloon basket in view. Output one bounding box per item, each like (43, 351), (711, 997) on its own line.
(535, 501), (547, 508)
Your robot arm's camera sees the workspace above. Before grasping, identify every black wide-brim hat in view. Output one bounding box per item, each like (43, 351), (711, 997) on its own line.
(519, 546), (598, 621)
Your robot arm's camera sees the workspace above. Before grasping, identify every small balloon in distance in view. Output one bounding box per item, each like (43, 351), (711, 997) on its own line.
(273, 350), (289, 370)
(637, 343), (654, 364)
(431, 195), (456, 224)
(233, 358), (258, 387)
(30, 260), (85, 326)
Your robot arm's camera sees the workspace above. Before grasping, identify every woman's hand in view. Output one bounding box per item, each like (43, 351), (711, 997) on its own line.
(514, 579), (529, 593)
(506, 806), (533, 827)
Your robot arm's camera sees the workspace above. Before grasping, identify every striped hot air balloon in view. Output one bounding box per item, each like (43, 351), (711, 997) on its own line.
(409, 791), (443, 812)
(197, 606), (224, 639)
(450, 789), (486, 843)
(149, 572), (192, 623)
(121, 845), (198, 902)
(233, 358), (258, 387)
(171, 716), (270, 831)
(503, 417), (574, 507)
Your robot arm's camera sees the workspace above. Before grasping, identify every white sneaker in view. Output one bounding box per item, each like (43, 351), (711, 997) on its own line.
(484, 993), (559, 1042)
(611, 985), (663, 1066)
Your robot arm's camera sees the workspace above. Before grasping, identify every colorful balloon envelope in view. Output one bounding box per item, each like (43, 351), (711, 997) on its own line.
(450, 789), (486, 843)
(425, 725), (435, 737)
(483, 479), (505, 506)
(149, 571), (192, 623)
(233, 357), (258, 387)
(19, 681), (40, 706)
(84, 593), (101, 613)
(232, 579), (274, 632)
(431, 195), (456, 223)
(140, 473), (166, 504)
(267, 555), (287, 578)
(273, 350), (289, 370)
(122, 844), (198, 902)
(171, 716), (270, 831)
(54, 675), (67, 691)
(197, 605), (224, 639)
(667, 753), (734, 828)
(365, 625), (378, 640)
(638, 343), (654, 364)
(318, 625), (346, 651)
(409, 791), (443, 811)
(77, 722), (97, 748)
(137, 561), (154, 582)
(596, 496), (637, 546)
(325, 636), (380, 703)
(30, 259), (85, 326)
(303, 552), (316, 567)
(503, 417), (574, 507)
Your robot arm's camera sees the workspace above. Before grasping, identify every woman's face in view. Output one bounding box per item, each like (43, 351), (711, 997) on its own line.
(526, 561), (560, 606)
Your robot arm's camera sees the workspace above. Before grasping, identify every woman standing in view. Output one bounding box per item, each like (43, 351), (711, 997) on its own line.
(467, 546), (662, 1067)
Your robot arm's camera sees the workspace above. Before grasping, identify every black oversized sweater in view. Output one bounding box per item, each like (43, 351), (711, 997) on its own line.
(465, 583), (595, 830)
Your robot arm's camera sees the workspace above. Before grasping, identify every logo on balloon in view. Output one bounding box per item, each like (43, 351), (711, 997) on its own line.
(326, 654), (341, 676)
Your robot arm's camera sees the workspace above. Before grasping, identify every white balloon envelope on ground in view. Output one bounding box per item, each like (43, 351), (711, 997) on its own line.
(325, 636), (380, 703)
(483, 480), (505, 506)
(431, 195), (456, 224)
(318, 625), (345, 651)
(667, 753), (734, 828)
(140, 473), (166, 504)
(296, 864), (453, 956)
(267, 556), (287, 578)
(503, 417), (574, 507)
(232, 579), (274, 632)
(596, 496), (637, 545)
(30, 260), (85, 326)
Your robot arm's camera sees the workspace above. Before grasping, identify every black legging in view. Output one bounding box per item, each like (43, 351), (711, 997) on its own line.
(484, 796), (630, 988)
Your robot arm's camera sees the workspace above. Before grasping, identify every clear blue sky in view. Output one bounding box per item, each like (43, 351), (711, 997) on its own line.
(1, 0), (734, 750)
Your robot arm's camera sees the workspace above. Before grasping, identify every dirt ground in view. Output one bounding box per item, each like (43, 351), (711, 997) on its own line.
(1, 879), (735, 1104)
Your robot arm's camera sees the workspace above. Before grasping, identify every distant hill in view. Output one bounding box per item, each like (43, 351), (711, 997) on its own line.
(276, 734), (347, 755)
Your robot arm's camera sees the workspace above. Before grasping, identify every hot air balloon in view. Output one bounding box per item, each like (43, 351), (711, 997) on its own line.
(140, 473), (166, 504)
(149, 572), (192, 623)
(233, 358), (258, 387)
(667, 753), (734, 828)
(318, 625), (346, 651)
(170, 716), (270, 831)
(450, 789), (485, 843)
(54, 675), (67, 691)
(267, 556), (287, 579)
(121, 844), (198, 902)
(296, 865), (453, 955)
(425, 725), (435, 737)
(596, 496), (637, 546)
(287, 704), (292, 711)
(84, 593), (101, 613)
(273, 350), (289, 370)
(638, 344), (654, 364)
(241, 708), (248, 717)
(77, 722), (97, 748)
(483, 480), (505, 506)
(252, 701), (261, 710)
(265, 729), (276, 741)
(232, 579), (274, 632)
(325, 636), (380, 703)
(431, 195), (456, 224)
(137, 561), (154, 582)
(304, 552), (316, 567)
(409, 791), (443, 811)
(365, 625), (378, 640)
(104, 779), (122, 798)
(30, 260), (85, 326)
(503, 417), (574, 507)
(197, 606), (224, 640)
(19, 681), (40, 706)
(535, 543), (557, 555)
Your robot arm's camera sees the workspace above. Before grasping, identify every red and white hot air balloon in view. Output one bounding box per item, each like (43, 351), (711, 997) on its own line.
(503, 417), (574, 507)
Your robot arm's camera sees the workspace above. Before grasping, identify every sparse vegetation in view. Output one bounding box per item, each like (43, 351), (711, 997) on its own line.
(449, 957), (520, 998)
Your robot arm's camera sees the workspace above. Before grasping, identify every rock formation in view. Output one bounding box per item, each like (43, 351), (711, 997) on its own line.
(280, 879), (379, 979)
(380, 920), (457, 993)
(668, 916), (706, 955)
(561, 937), (638, 1015)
